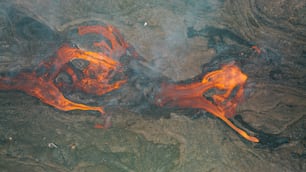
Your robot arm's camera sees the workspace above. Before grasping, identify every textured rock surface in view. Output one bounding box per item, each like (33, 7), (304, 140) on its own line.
(0, 0), (305, 171)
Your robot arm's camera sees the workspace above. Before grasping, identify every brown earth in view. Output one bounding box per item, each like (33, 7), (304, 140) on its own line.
(0, 0), (305, 171)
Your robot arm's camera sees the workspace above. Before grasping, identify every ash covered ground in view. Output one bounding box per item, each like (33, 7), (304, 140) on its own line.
(0, 0), (306, 171)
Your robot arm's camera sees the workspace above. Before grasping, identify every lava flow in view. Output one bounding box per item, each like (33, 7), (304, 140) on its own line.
(0, 25), (135, 123)
(155, 63), (259, 142)
(0, 24), (259, 142)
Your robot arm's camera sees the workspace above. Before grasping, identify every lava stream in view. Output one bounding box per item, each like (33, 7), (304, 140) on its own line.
(0, 25), (133, 120)
(155, 63), (259, 143)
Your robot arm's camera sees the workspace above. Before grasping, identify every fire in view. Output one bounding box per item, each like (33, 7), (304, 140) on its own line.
(155, 63), (259, 142)
(0, 25), (133, 120)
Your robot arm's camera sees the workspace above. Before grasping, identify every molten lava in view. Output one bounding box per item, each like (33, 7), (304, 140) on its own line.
(0, 24), (258, 142)
(155, 63), (259, 142)
(0, 25), (134, 121)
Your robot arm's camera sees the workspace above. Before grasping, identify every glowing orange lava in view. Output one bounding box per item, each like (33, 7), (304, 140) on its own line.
(0, 24), (259, 142)
(155, 63), (259, 142)
(0, 25), (133, 120)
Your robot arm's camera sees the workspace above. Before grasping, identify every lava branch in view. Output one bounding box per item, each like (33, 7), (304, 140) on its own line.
(155, 63), (259, 143)
(0, 25), (134, 127)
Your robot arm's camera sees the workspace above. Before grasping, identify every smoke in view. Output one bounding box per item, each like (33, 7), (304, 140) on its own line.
(136, 8), (188, 81)
(0, 2), (62, 75)
(136, 0), (225, 81)
(0, 0), (255, 112)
